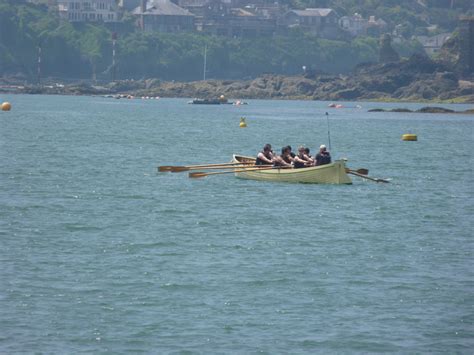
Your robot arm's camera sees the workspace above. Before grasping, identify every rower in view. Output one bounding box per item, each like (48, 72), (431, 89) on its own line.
(315, 144), (331, 166)
(273, 146), (293, 167)
(293, 146), (313, 169)
(286, 145), (296, 158)
(256, 144), (274, 165)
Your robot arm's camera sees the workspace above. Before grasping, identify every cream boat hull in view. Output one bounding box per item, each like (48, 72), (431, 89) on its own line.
(232, 155), (352, 184)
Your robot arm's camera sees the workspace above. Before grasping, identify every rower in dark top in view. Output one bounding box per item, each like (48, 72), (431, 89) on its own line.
(293, 146), (313, 169)
(286, 145), (296, 159)
(315, 144), (331, 166)
(256, 144), (274, 165)
(273, 146), (293, 167)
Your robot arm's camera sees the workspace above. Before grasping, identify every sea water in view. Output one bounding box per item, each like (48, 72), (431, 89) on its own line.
(0, 95), (472, 353)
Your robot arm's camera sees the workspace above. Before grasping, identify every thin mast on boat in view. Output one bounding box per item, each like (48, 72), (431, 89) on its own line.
(325, 112), (332, 152)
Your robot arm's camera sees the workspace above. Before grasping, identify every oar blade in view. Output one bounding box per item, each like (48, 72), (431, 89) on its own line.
(158, 166), (173, 172)
(189, 172), (207, 178)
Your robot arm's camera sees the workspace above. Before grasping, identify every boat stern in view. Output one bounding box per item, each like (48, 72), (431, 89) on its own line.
(334, 160), (352, 184)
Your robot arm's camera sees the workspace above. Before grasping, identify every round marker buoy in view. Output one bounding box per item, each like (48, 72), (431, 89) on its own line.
(2, 102), (12, 111)
(239, 117), (247, 128)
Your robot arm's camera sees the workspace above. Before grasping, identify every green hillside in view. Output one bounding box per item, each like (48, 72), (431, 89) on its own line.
(0, 0), (468, 82)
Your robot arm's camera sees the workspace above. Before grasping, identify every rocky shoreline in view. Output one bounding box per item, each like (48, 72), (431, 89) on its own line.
(368, 107), (474, 114)
(1, 55), (473, 104)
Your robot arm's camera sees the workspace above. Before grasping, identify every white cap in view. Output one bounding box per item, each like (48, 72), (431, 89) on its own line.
(320, 144), (326, 149)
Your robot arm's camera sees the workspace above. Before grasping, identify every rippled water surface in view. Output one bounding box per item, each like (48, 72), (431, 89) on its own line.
(1, 95), (473, 353)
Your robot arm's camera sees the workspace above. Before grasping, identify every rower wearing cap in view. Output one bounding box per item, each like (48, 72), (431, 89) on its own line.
(315, 144), (331, 166)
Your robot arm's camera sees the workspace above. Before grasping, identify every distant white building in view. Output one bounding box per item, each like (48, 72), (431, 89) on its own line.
(339, 13), (387, 37)
(57, 0), (120, 22)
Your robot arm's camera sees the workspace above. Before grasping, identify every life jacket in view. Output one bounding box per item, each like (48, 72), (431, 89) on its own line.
(294, 154), (307, 169)
(316, 152), (331, 166)
(256, 151), (272, 165)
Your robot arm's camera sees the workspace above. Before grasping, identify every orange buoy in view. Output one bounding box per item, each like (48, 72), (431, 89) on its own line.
(2, 102), (12, 111)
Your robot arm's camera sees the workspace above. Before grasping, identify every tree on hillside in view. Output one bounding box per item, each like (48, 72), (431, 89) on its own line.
(379, 34), (399, 63)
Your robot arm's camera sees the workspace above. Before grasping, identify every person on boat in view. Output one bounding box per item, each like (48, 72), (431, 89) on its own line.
(256, 144), (274, 165)
(273, 146), (293, 167)
(293, 146), (313, 169)
(304, 147), (314, 162)
(286, 145), (296, 158)
(315, 145), (331, 166)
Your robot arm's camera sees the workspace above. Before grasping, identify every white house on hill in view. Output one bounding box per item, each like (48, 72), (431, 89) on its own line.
(57, 0), (120, 22)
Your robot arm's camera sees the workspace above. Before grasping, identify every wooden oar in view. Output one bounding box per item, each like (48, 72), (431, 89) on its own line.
(158, 161), (253, 172)
(346, 168), (369, 175)
(189, 166), (281, 178)
(171, 164), (272, 172)
(347, 170), (390, 183)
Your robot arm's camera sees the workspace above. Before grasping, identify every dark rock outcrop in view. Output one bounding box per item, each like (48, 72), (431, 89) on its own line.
(368, 107), (472, 114)
(417, 107), (454, 113)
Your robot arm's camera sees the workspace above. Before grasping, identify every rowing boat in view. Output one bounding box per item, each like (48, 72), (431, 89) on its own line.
(232, 154), (352, 184)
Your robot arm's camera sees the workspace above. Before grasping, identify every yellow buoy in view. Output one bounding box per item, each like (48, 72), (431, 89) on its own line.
(402, 133), (417, 141)
(2, 102), (12, 111)
(239, 117), (247, 128)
